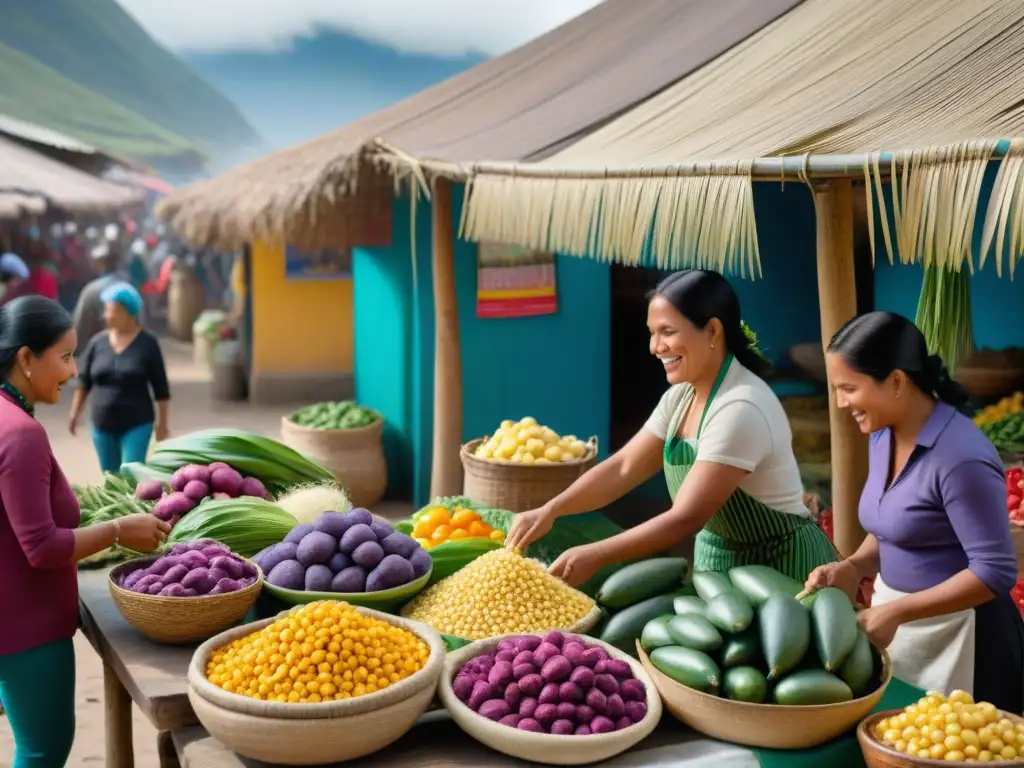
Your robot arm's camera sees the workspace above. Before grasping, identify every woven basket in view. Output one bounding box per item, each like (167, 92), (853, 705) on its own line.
(108, 556), (262, 645)
(637, 643), (892, 750)
(460, 437), (598, 513)
(280, 416), (387, 507)
(187, 608), (445, 765)
(955, 364), (1024, 399)
(439, 634), (662, 765)
(858, 708), (1024, 767)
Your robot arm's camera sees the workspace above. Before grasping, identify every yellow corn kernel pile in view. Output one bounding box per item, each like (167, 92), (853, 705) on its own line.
(401, 548), (595, 639)
(205, 600), (430, 703)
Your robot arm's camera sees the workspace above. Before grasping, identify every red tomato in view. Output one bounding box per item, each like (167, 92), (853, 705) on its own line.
(1010, 495), (1022, 511)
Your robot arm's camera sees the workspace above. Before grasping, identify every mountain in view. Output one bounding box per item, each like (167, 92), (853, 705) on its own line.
(0, 0), (261, 165)
(185, 31), (486, 150)
(0, 43), (201, 167)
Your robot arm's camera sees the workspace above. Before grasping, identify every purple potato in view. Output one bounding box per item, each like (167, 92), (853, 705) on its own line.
(296, 531), (337, 566)
(284, 524), (315, 545)
(304, 564), (334, 592)
(346, 508), (373, 527)
(339, 524), (376, 554)
(134, 480), (165, 501)
(182, 480), (210, 501)
(314, 511), (353, 539)
(240, 476), (268, 499)
(352, 541), (384, 569)
(409, 548), (432, 578)
(550, 719), (574, 736)
(366, 555), (414, 591)
(267, 560), (306, 590)
(330, 566), (367, 593)
(328, 552), (353, 573)
(380, 532), (419, 559)
(210, 466), (244, 496)
(369, 520), (395, 540)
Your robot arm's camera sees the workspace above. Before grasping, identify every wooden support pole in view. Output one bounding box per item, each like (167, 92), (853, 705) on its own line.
(103, 661), (134, 768)
(814, 179), (869, 557)
(430, 178), (464, 498)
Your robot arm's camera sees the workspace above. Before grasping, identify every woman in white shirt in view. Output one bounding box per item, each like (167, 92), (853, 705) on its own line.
(507, 269), (837, 586)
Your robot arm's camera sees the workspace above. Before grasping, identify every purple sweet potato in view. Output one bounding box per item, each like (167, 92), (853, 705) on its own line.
(518, 673), (543, 697)
(585, 688), (607, 714)
(538, 682), (559, 705)
(590, 716), (616, 735)
(605, 693), (626, 720)
(533, 703), (558, 727)
(498, 714), (522, 728)
(569, 666), (595, 690)
(594, 674), (619, 696)
(477, 700), (510, 721)
(619, 679), (646, 703)
(625, 700), (648, 722)
(488, 661), (514, 688)
(533, 642), (561, 666)
(542, 631), (565, 648)
(574, 725), (592, 736)
(517, 718), (544, 733)
(453, 676), (475, 702)
(504, 682), (522, 710)
(467, 680), (495, 711)
(518, 697), (538, 718)
(574, 704), (595, 724)
(555, 702), (576, 720)
(558, 682), (583, 703)
(541, 656), (571, 683)
(550, 719), (574, 735)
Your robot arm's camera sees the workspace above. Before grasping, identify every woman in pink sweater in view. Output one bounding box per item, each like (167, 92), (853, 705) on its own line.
(0, 296), (170, 767)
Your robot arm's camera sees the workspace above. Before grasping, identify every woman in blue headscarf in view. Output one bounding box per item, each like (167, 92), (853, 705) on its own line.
(69, 282), (171, 472)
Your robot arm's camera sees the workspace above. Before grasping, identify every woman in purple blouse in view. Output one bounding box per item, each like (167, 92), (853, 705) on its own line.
(806, 311), (1023, 712)
(0, 296), (170, 767)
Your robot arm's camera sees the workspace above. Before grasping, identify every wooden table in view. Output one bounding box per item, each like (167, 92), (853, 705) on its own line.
(170, 711), (761, 767)
(78, 568), (199, 768)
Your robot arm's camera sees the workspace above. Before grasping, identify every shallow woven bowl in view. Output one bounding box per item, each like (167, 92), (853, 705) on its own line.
(187, 607), (445, 766)
(858, 709), (1024, 767)
(439, 634), (662, 765)
(108, 555), (263, 645)
(637, 643), (892, 750)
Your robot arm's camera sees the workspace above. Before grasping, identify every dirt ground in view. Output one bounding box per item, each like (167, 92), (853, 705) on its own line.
(0, 340), (295, 767)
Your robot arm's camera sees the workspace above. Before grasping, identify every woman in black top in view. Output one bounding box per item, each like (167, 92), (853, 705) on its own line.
(69, 282), (171, 472)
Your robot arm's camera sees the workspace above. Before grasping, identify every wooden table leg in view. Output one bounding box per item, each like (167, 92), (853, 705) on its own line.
(103, 661), (134, 768)
(157, 731), (181, 768)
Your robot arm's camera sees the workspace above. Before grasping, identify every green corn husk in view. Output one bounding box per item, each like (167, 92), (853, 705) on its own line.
(425, 539), (504, 585)
(915, 265), (974, 376)
(166, 498), (298, 557)
(146, 429), (334, 494)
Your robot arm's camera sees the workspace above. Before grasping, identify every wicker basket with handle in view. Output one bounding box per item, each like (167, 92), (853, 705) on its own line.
(280, 416), (387, 507)
(460, 436), (598, 513)
(187, 608), (445, 765)
(108, 555), (262, 645)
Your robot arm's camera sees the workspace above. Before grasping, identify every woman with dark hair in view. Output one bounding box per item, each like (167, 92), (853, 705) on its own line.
(0, 296), (170, 767)
(70, 282), (171, 472)
(806, 311), (1022, 711)
(507, 269), (836, 586)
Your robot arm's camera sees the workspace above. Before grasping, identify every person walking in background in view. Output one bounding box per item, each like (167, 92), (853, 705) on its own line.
(69, 282), (171, 473)
(0, 252), (29, 305)
(0, 295), (169, 767)
(71, 243), (127, 355)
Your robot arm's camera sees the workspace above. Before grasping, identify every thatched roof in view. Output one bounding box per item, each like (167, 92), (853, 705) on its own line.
(157, 0), (803, 249)
(0, 135), (142, 213)
(457, 0), (1024, 277)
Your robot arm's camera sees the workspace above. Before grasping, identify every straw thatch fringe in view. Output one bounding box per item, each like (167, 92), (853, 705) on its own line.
(981, 138), (1024, 278)
(460, 168), (761, 279)
(862, 141), (997, 273)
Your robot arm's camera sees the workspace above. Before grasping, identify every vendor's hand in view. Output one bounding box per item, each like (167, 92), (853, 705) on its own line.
(549, 544), (605, 588)
(117, 513), (171, 552)
(154, 422), (170, 442)
(506, 506), (555, 553)
(803, 560), (862, 605)
(856, 604), (902, 649)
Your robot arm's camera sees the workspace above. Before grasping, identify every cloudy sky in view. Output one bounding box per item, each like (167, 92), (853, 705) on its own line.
(114, 0), (603, 57)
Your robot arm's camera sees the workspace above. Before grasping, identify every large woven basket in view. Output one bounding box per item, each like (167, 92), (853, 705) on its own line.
(460, 437), (598, 513)
(955, 364), (1024, 399)
(280, 416), (387, 507)
(108, 555), (262, 645)
(858, 708), (1024, 767)
(187, 607), (445, 765)
(637, 643), (892, 750)
(439, 634), (662, 765)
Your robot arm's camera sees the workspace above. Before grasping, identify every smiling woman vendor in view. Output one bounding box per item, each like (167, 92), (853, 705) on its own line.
(806, 311), (1023, 712)
(506, 269), (836, 586)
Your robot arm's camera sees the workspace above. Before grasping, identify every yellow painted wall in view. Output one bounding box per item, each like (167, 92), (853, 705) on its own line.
(250, 240), (353, 374)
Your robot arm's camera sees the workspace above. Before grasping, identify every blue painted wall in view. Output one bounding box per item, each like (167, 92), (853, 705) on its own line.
(355, 187), (611, 506)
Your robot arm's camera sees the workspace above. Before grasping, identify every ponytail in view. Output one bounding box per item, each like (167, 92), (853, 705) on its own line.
(922, 354), (970, 409)
(724, 320), (770, 377)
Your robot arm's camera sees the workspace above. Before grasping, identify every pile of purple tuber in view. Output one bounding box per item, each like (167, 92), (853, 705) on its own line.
(453, 631), (649, 735)
(116, 540), (259, 597)
(135, 462), (269, 526)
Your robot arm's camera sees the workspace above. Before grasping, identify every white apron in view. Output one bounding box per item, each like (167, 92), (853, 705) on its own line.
(872, 575), (976, 696)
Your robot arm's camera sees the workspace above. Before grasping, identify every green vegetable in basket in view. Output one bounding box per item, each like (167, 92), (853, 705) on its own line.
(166, 498), (298, 557)
(288, 400), (381, 430)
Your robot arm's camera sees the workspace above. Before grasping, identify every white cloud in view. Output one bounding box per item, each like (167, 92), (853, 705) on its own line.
(115, 0), (603, 57)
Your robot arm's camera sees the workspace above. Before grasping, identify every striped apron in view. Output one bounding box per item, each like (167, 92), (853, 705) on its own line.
(662, 355), (837, 582)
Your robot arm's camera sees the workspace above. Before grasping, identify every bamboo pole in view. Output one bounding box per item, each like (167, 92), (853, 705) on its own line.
(813, 179), (868, 557)
(430, 177), (464, 498)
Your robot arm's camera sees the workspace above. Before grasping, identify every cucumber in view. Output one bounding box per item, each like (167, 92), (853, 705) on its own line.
(723, 665), (768, 703)
(838, 629), (875, 696)
(666, 614), (723, 653)
(720, 626), (761, 668)
(598, 594), (676, 652)
(810, 587), (858, 671)
(649, 645), (720, 693)
(759, 593), (810, 679)
(640, 615), (676, 652)
(692, 571), (734, 602)
(728, 565), (805, 607)
(705, 589), (754, 634)
(596, 557), (688, 609)
(672, 595), (707, 617)
(772, 669), (853, 705)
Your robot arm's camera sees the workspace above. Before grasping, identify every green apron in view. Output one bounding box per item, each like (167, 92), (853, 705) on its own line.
(663, 355), (837, 582)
